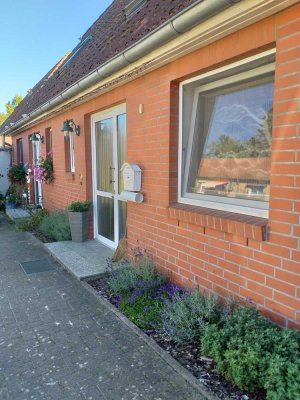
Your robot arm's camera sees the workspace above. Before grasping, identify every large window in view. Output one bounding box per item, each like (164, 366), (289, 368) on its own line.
(179, 53), (275, 217)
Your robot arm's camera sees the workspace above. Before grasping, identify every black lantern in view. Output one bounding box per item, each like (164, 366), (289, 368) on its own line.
(61, 119), (80, 138)
(30, 132), (44, 143)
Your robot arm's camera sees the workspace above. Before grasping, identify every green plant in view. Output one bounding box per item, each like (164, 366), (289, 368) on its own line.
(6, 192), (19, 204)
(33, 154), (54, 184)
(160, 290), (224, 345)
(0, 194), (5, 211)
(7, 164), (26, 184)
(201, 306), (300, 396)
(119, 283), (184, 330)
(37, 211), (71, 242)
(120, 293), (163, 330)
(6, 184), (25, 205)
(107, 258), (166, 295)
(68, 200), (91, 212)
(264, 329), (300, 400)
(19, 209), (49, 231)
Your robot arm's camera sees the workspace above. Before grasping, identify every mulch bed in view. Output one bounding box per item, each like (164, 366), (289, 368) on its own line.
(88, 275), (266, 400)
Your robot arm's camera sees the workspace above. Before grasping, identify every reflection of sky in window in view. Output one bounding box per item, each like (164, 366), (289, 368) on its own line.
(203, 82), (274, 147)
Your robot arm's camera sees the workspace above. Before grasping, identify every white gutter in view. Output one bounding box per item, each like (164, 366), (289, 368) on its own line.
(2, 0), (240, 136)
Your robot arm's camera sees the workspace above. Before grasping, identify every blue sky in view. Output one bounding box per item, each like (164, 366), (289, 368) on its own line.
(0, 0), (113, 113)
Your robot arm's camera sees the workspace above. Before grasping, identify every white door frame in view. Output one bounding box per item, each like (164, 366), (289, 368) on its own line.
(32, 140), (43, 207)
(91, 103), (126, 249)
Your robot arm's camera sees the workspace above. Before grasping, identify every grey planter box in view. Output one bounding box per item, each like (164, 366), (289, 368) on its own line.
(68, 211), (89, 242)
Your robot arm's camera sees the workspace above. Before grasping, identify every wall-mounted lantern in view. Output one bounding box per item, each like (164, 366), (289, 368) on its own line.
(30, 132), (44, 143)
(61, 119), (80, 139)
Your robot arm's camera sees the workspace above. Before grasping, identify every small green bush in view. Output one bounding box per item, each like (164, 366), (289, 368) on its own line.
(202, 307), (276, 391)
(0, 194), (5, 211)
(119, 283), (184, 330)
(68, 200), (91, 212)
(160, 291), (224, 345)
(7, 164), (26, 184)
(5, 185), (23, 205)
(19, 209), (49, 231)
(37, 211), (71, 242)
(120, 294), (163, 330)
(108, 258), (166, 295)
(264, 329), (300, 400)
(201, 306), (300, 397)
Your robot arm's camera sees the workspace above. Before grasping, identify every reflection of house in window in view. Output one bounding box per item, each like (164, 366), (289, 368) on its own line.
(195, 158), (270, 201)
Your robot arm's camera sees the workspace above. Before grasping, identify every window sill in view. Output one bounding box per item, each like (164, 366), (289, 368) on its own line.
(168, 203), (268, 242)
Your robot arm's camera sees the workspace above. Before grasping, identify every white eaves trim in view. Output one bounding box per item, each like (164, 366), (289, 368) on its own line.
(4, 0), (298, 137)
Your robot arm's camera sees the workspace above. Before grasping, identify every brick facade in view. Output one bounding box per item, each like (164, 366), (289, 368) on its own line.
(12, 4), (300, 328)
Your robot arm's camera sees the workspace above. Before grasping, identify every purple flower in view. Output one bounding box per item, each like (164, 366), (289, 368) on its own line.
(156, 283), (184, 299)
(129, 289), (144, 304)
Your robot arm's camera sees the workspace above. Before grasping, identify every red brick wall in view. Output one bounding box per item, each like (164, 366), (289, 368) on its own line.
(11, 4), (300, 328)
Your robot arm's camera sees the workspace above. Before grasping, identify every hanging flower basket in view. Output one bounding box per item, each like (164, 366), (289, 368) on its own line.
(33, 153), (54, 184)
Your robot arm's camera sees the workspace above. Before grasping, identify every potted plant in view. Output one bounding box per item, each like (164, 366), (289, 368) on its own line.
(5, 191), (19, 209)
(68, 200), (91, 242)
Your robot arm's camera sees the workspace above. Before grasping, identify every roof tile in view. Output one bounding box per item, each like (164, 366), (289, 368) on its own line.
(3, 0), (197, 129)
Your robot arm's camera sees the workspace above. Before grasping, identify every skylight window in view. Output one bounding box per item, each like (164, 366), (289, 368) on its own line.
(61, 35), (93, 70)
(124, 0), (147, 19)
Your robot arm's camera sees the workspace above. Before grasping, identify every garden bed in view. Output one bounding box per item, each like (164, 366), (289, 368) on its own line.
(16, 209), (71, 243)
(88, 274), (264, 400)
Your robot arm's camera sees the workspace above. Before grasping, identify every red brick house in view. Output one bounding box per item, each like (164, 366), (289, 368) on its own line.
(1, 0), (300, 328)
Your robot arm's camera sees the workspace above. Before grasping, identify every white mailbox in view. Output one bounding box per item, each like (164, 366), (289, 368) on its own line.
(121, 163), (142, 192)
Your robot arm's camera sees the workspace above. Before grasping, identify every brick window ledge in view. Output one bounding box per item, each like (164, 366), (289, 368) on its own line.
(168, 203), (268, 242)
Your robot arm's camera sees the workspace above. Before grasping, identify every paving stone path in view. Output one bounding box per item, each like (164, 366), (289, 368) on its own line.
(0, 214), (201, 400)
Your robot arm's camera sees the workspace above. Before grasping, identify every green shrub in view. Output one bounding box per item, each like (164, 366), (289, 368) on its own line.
(202, 307), (275, 391)
(7, 164), (26, 184)
(37, 211), (71, 242)
(0, 194), (5, 211)
(68, 200), (91, 212)
(264, 329), (300, 400)
(18, 209), (49, 231)
(119, 283), (184, 330)
(120, 293), (163, 330)
(201, 306), (300, 397)
(160, 290), (224, 345)
(5, 185), (23, 205)
(107, 258), (166, 295)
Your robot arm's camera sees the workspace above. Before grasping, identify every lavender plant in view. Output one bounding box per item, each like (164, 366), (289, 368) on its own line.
(107, 257), (166, 295)
(160, 290), (223, 345)
(120, 283), (185, 330)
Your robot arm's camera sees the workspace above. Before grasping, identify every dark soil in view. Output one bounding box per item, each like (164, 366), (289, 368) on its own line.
(88, 276), (266, 400)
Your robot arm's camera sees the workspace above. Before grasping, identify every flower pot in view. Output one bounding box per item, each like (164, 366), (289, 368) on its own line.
(68, 210), (89, 242)
(5, 202), (17, 210)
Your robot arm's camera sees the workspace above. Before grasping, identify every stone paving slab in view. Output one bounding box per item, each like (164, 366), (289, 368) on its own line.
(45, 240), (114, 280)
(5, 208), (31, 221)
(0, 213), (204, 400)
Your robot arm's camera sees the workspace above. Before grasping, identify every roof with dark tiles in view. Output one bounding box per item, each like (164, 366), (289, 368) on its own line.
(2, 0), (198, 130)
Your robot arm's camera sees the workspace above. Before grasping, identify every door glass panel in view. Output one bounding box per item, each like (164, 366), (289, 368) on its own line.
(117, 114), (126, 193)
(95, 118), (114, 193)
(119, 201), (127, 240)
(97, 196), (114, 241)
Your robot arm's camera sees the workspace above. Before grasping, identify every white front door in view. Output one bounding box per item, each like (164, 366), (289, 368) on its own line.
(91, 104), (127, 248)
(32, 140), (43, 206)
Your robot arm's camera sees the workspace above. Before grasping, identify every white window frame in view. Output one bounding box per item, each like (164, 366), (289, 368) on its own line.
(178, 49), (276, 219)
(69, 131), (75, 173)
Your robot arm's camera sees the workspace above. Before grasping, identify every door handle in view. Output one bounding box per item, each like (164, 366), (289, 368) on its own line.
(109, 167), (115, 184)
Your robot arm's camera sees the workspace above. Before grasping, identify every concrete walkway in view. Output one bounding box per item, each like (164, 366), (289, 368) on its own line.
(0, 214), (201, 400)
(45, 240), (114, 280)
